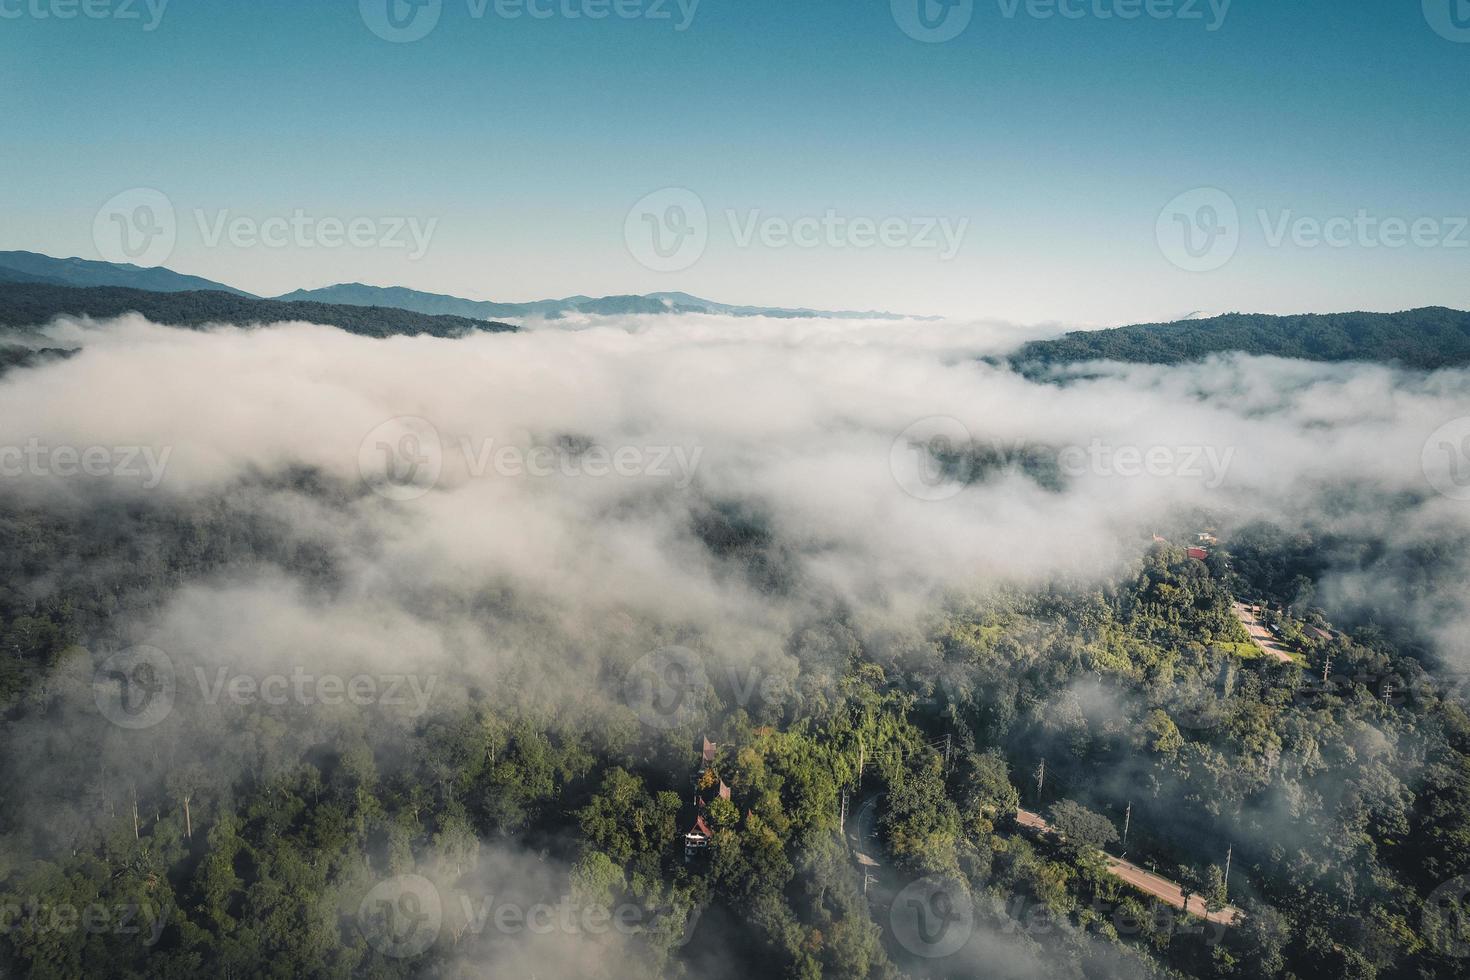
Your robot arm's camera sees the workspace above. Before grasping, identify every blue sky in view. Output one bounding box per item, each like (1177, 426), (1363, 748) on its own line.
(2, 0), (1468, 322)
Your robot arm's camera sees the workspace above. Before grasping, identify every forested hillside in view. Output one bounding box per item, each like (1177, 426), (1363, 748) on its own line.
(0, 283), (517, 338)
(1, 483), (1466, 979)
(1013, 308), (1470, 370)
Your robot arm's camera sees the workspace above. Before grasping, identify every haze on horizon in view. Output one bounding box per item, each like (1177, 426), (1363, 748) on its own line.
(2, 0), (1468, 323)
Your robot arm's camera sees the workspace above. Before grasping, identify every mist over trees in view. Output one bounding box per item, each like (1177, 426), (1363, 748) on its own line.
(0, 312), (1468, 978)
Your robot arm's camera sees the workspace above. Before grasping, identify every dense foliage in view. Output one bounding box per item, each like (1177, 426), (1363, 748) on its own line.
(0, 486), (1467, 979)
(1012, 308), (1470, 370)
(0, 284), (517, 338)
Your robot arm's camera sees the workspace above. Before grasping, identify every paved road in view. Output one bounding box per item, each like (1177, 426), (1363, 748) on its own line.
(1016, 809), (1243, 926)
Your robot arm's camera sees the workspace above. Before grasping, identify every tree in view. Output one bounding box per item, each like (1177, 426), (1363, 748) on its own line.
(1046, 800), (1118, 862)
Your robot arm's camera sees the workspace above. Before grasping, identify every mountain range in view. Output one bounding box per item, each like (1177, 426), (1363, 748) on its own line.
(0, 251), (917, 322)
(4, 251), (1470, 371)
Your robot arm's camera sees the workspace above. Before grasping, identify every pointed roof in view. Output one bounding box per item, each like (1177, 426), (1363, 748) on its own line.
(702, 736), (717, 764)
(688, 815), (713, 838)
(718, 780), (731, 800)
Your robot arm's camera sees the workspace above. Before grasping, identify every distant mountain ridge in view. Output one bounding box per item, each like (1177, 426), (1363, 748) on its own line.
(1012, 308), (1470, 371)
(0, 250), (253, 296)
(272, 283), (921, 321)
(0, 252), (921, 321)
(0, 283), (516, 339)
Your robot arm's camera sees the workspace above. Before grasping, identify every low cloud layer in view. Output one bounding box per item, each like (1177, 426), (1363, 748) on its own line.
(2, 309), (1468, 977)
(1, 312), (1465, 658)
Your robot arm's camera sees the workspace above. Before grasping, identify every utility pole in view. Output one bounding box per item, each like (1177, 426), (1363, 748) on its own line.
(1122, 802), (1132, 850)
(1034, 759), (1046, 807)
(1223, 845), (1233, 902)
(1322, 651), (1333, 685)
(840, 791), (849, 836)
(943, 733), (952, 775)
(857, 738), (864, 794)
